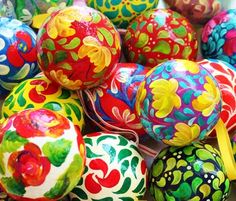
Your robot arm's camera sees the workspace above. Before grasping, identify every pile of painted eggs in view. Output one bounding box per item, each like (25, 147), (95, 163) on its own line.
(0, 0), (235, 201)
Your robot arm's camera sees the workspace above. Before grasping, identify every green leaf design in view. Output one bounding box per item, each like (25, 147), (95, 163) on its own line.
(71, 187), (88, 200)
(152, 40), (171, 54)
(199, 184), (211, 198)
(3, 94), (13, 107)
(15, 81), (27, 94)
(156, 177), (166, 187)
(157, 30), (169, 39)
(42, 139), (72, 167)
(96, 135), (117, 145)
(0, 79), (17, 91)
(153, 186), (165, 201)
(119, 197), (134, 201)
(192, 177), (203, 194)
(42, 38), (56, 50)
(183, 170), (194, 181)
(212, 190), (222, 201)
(152, 160), (163, 177)
(63, 38), (81, 49)
(114, 177), (131, 194)
(166, 157), (176, 172)
(54, 51), (68, 64)
(118, 149), (132, 163)
(121, 160), (129, 176)
(173, 26), (187, 37)
(171, 170), (182, 185)
(135, 33), (149, 48)
(118, 136), (128, 146)
(172, 182), (192, 200)
(132, 178), (145, 193)
(202, 162), (215, 173)
(131, 156), (139, 179)
(1, 177), (25, 196)
(58, 89), (71, 99)
(47, 52), (53, 65)
(57, 38), (67, 45)
(17, 91), (26, 107)
(182, 46), (192, 59)
(102, 144), (116, 164)
(98, 28), (113, 46)
(58, 62), (72, 70)
(0, 152), (5, 174)
(147, 24), (153, 33)
(66, 103), (82, 120)
(43, 102), (62, 111)
(0, 64), (10, 75)
(70, 51), (79, 61)
(86, 146), (103, 158)
(8, 64), (30, 80)
(176, 159), (187, 168)
(0, 130), (28, 152)
(196, 149), (216, 162)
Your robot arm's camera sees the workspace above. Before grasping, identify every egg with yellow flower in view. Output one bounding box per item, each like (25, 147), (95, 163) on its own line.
(37, 6), (121, 90)
(135, 59), (222, 146)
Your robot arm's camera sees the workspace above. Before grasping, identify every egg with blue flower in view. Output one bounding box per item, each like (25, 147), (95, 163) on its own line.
(0, 17), (39, 96)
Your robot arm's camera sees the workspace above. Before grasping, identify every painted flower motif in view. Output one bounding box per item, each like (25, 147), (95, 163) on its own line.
(150, 78), (181, 118)
(6, 31), (36, 67)
(163, 123), (200, 146)
(192, 76), (221, 117)
(8, 143), (51, 186)
(112, 107), (142, 129)
(13, 109), (70, 138)
(50, 70), (82, 90)
(175, 60), (200, 74)
(29, 78), (59, 103)
(223, 29), (236, 56)
(85, 159), (120, 194)
(135, 81), (147, 116)
(110, 67), (129, 94)
(78, 36), (112, 73)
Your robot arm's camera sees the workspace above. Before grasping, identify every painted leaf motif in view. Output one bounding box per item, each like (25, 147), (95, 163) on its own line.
(171, 170), (182, 185)
(0, 130), (28, 152)
(0, 64), (10, 75)
(132, 178), (145, 193)
(172, 182), (192, 200)
(0, 79), (17, 90)
(98, 28), (113, 46)
(173, 26), (187, 37)
(8, 64), (30, 80)
(0, 152), (5, 174)
(199, 184), (211, 198)
(42, 39), (56, 50)
(71, 187), (88, 200)
(165, 157), (176, 172)
(96, 135), (117, 144)
(114, 177), (131, 194)
(131, 156), (139, 179)
(192, 177), (203, 194)
(57, 38), (67, 45)
(86, 146), (103, 158)
(121, 160), (129, 176)
(70, 51), (79, 61)
(212, 190), (223, 201)
(63, 38), (81, 49)
(202, 162), (215, 173)
(152, 160), (163, 177)
(42, 139), (72, 167)
(58, 62), (72, 70)
(153, 186), (165, 201)
(1, 177), (26, 196)
(196, 149), (216, 161)
(58, 89), (71, 99)
(152, 40), (171, 54)
(54, 51), (68, 64)
(43, 102), (62, 111)
(102, 144), (116, 164)
(118, 149), (132, 162)
(66, 103), (82, 120)
(17, 91), (26, 107)
(135, 33), (149, 48)
(183, 170), (194, 181)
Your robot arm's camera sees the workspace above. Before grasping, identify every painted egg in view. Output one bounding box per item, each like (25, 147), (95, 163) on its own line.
(123, 8), (198, 68)
(198, 59), (236, 135)
(0, 17), (39, 96)
(69, 132), (148, 200)
(165, 0), (222, 24)
(135, 59), (222, 146)
(201, 9), (236, 70)
(149, 143), (230, 201)
(37, 6), (121, 90)
(84, 63), (149, 136)
(1, 75), (85, 130)
(0, 108), (86, 200)
(87, 0), (159, 29)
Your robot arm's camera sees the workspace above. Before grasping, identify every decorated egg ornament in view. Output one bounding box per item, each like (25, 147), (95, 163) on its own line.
(149, 143), (230, 201)
(87, 0), (159, 28)
(0, 17), (39, 96)
(1, 75), (85, 130)
(0, 108), (86, 201)
(84, 63), (149, 135)
(123, 9), (198, 67)
(201, 9), (236, 70)
(37, 6), (121, 90)
(135, 59), (222, 146)
(70, 132), (147, 201)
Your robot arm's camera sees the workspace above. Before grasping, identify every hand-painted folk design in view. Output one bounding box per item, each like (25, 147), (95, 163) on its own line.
(69, 132), (147, 201)
(0, 108), (86, 201)
(201, 9), (236, 70)
(87, 0), (159, 29)
(198, 59), (236, 135)
(0, 0), (16, 19)
(0, 17), (39, 95)
(149, 143), (230, 201)
(135, 59), (222, 146)
(1, 75), (84, 130)
(37, 6), (121, 90)
(165, 0), (222, 24)
(85, 63), (149, 136)
(123, 9), (198, 68)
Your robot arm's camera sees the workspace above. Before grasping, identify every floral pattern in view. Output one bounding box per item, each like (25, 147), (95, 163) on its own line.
(69, 132), (147, 201)
(135, 60), (222, 145)
(1, 75), (85, 130)
(0, 18), (39, 95)
(149, 143), (230, 201)
(37, 6), (121, 90)
(84, 63), (148, 135)
(201, 9), (236, 69)
(0, 108), (86, 201)
(123, 9), (198, 67)
(87, 0), (159, 28)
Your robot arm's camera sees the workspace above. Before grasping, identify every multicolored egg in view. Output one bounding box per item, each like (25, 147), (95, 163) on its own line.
(149, 143), (230, 201)
(135, 59), (222, 146)
(37, 6), (121, 90)
(198, 59), (236, 135)
(70, 132), (147, 201)
(165, 0), (222, 24)
(84, 63), (149, 136)
(87, 0), (159, 28)
(0, 108), (86, 201)
(201, 9), (236, 70)
(123, 9), (198, 68)
(0, 17), (39, 96)
(1, 75), (84, 130)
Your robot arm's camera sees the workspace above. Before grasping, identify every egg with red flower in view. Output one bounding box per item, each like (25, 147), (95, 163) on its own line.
(37, 6), (121, 90)
(0, 108), (86, 201)
(0, 17), (39, 96)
